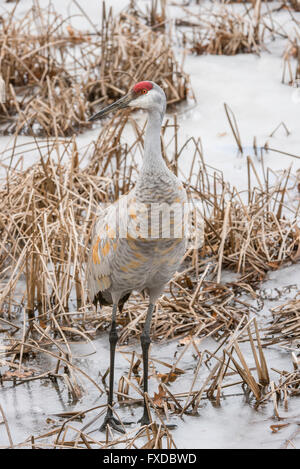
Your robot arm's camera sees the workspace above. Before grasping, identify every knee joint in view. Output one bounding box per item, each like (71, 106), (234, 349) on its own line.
(109, 324), (118, 345)
(141, 333), (151, 347)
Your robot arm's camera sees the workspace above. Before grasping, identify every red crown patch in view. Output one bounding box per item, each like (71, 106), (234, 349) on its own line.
(133, 81), (153, 93)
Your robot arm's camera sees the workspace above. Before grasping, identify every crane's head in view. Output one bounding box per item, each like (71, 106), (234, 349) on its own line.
(89, 81), (166, 121)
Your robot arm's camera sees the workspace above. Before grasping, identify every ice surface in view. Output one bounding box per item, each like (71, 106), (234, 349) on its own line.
(1, 315), (299, 449)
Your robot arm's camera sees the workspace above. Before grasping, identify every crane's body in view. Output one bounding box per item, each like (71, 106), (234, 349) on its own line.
(88, 176), (187, 307)
(87, 81), (188, 431)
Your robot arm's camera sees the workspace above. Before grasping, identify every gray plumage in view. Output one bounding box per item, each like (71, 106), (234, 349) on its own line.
(87, 81), (188, 431)
(87, 82), (187, 308)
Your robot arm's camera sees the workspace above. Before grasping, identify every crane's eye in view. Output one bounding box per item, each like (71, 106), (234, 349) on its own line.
(142, 89), (148, 94)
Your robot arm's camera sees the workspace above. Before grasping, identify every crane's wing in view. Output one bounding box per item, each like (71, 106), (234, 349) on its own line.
(87, 191), (137, 302)
(87, 203), (118, 301)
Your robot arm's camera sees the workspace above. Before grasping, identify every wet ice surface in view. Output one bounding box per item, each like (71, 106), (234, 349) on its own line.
(1, 267), (300, 449)
(1, 333), (299, 449)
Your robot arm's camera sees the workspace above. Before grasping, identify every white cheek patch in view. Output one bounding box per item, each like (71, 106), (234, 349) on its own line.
(129, 92), (153, 109)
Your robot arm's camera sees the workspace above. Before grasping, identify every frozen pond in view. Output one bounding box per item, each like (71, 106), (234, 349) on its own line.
(1, 267), (300, 449)
(1, 333), (299, 449)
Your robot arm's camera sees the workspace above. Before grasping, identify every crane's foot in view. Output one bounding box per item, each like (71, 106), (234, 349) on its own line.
(138, 412), (151, 427)
(100, 414), (125, 433)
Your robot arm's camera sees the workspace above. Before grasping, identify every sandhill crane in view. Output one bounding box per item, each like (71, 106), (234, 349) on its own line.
(87, 81), (188, 432)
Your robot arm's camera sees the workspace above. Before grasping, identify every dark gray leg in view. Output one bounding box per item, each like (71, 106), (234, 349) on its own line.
(100, 304), (124, 433)
(139, 303), (155, 426)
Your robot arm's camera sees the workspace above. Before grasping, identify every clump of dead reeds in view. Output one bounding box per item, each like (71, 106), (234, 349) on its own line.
(288, 0), (300, 11)
(204, 174), (300, 283)
(0, 2), (90, 136)
(178, 0), (265, 55)
(0, 1), (191, 136)
(264, 292), (300, 346)
(127, 0), (167, 30)
(189, 156), (299, 286)
(0, 146), (96, 319)
(86, 4), (190, 111)
(0, 3), (67, 88)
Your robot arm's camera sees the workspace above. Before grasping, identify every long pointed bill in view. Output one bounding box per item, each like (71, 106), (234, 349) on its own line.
(88, 92), (134, 121)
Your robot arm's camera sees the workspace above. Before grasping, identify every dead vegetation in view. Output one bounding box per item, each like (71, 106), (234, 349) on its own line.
(1, 315), (299, 448)
(0, 0), (191, 136)
(127, 0), (168, 30)
(264, 292), (300, 346)
(0, 2), (90, 136)
(1, 110), (299, 346)
(86, 3), (190, 111)
(288, 0), (300, 12)
(177, 0), (267, 55)
(176, 0), (300, 58)
(282, 38), (300, 85)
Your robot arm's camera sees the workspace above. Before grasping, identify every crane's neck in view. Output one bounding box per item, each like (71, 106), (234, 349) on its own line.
(141, 109), (167, 174)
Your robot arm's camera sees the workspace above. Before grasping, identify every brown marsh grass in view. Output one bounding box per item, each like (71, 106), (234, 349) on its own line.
(1, 112), (299, 345)
(0, 1), (191, 136)
(177, 0), (266, 55)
